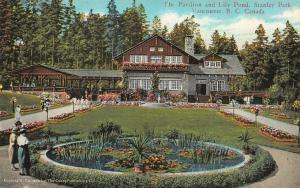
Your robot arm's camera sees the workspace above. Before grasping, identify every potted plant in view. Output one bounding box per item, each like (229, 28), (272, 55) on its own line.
(129, 134), (152, 174)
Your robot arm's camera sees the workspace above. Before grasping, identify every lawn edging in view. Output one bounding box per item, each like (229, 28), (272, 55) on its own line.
(30, 146), (276, 188)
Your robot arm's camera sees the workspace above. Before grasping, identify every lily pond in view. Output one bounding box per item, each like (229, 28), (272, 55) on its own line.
(47, 136), (245, 173)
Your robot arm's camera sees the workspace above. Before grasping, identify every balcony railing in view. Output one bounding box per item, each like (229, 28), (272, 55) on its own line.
(121, 62), (189, 72)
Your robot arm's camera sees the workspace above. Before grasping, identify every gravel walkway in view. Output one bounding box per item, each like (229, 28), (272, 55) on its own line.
(223, 107), (299, 136)
(0, 105), (80, 131)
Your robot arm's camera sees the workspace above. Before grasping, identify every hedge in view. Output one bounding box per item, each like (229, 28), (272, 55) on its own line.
(30, 147), (276, 188)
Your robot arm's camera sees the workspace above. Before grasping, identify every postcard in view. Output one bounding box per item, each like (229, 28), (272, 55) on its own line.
(0, 0), (300, 187)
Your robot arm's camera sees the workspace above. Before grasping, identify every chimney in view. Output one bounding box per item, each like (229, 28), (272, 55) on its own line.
(185, 35), (194, 56)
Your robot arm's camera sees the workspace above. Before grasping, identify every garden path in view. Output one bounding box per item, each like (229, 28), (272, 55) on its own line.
(0, 105), (80, 131)
(223, 107), (299, 136)
(0, 146), (69, 188)
(247, 146), (300, 188)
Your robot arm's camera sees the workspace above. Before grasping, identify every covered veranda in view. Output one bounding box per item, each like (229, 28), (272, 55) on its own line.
(11, 64), (123, 95)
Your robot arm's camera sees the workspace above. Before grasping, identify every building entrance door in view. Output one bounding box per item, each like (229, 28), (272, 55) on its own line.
(196, 84), (206, 95)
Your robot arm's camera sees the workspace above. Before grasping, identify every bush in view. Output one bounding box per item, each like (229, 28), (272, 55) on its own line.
(30, 146), (275, 188)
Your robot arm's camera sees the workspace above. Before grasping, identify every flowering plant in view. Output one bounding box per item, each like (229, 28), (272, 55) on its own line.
(175, 103), (218, 109)
(122, 62), (189, 72)
(260, 125), (295, 141)
(0, 111), (10, 118)
(272, 113), (290, 119)
(98, 93), (120, 101)
(50, 112), (75, 121)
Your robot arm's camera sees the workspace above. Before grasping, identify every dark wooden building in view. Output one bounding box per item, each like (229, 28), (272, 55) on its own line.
(12, 64), (122, 94)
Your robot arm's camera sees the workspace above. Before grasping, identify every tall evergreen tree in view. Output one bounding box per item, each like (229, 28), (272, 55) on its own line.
(169, 16), (199, 49)
(151, 16), (163, 35)
(106, 0), (122, 58)
(194, 31), (207, 54)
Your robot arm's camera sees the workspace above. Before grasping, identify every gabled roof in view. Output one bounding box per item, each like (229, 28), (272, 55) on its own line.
(114, 34), (199, 61)
(13, 64), (123, 78)
(190, 54), (246, 76)
(12, 64), (74, 76)
(61, 69), (123, 78)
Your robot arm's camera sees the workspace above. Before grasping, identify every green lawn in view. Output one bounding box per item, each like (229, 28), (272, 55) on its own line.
(48, 106), (300, 153)
(0, 91), (40, 113)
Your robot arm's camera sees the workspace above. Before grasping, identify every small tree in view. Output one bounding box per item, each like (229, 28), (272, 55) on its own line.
(151, 71), (160, 100)
(121, 71), (128, 101)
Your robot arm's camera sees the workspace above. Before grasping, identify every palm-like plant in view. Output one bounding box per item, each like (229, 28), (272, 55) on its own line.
(238, 129), (254, 153)
(130, 134), (152, 163)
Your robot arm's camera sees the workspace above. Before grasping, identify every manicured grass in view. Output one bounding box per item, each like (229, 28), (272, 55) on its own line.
(0, 91), (40, 113)
(48, 106), (300, 153)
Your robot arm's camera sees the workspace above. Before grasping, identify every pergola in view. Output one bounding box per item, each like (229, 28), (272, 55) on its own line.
(12, 64), (123, 93)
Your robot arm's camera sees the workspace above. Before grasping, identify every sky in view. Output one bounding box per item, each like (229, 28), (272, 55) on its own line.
(69, 0), (300, 49)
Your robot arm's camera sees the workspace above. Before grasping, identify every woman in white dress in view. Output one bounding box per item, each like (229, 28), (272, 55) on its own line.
(15, 105), (21, 122)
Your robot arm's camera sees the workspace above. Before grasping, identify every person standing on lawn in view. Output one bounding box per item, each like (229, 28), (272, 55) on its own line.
(17, 128), (30, 176)
(15, 105), (21, 122)
(8, 127), (19, 170)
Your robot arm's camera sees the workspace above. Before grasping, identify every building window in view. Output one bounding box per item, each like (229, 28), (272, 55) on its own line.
(211, 80), (218, 91)
(159, 79), (182, 91)
(130, 55), (148, 63)
(165, 56), (183, 64)
(151, 56), (162, 63)
(211, 80), (225, 91)
(204, 61), (222, 68)
(158, 47), (164, 52)
(129, 78), (151, 90)
(150, 47), (156, 52)
(218, 80), (225, 91)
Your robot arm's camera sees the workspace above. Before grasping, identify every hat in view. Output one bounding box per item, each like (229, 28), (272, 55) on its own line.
(15, 121), (22, 126)
(19, 128), (26, 133)
(12, 128), (18, 133)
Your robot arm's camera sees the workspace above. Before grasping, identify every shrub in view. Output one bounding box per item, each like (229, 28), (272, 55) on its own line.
(30, 146), (275, 188)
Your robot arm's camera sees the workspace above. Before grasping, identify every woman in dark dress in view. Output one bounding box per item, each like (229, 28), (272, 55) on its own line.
(17, 128), (30, 176)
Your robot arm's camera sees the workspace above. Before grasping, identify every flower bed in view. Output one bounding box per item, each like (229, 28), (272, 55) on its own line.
(260, 125), (296, 142)
(219, 110), (233, 116)
(0, 111), (11, 118)
(175, 103), (218, 109)
(49, 112), (75, 122)
(21, 105), (39, 112)
(75, 108), (90, 114)
(272, 113), (290, 119)
(98, 93), (120, 102)
(0, 121), (46, 135)
(234, 116), (255, 128)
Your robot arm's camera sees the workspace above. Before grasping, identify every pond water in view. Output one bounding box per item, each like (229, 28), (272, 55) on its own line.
(47, 140), (246, 173)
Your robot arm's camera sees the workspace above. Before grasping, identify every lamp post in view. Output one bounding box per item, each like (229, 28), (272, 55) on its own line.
(296, 118), (300, 146)
(72, 99), (75, 113)
(255, 107), (259, 127)
(45, 101), (50, 121)
(232, 99), (235, 116)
